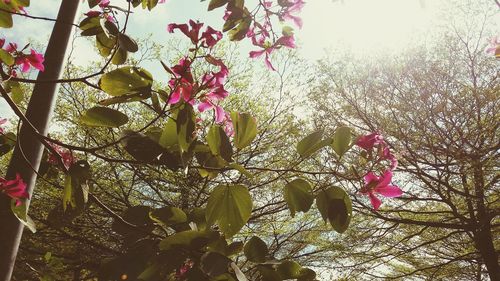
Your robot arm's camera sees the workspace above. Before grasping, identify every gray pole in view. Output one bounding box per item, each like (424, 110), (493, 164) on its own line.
(0, 1), (80, 280)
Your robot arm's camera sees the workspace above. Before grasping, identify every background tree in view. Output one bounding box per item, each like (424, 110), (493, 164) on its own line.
(307, 4), (499, 279)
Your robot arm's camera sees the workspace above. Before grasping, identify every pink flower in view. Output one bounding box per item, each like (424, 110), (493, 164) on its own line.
(356, 132), (383, 150)
(48, 144), (75, 170)
(485, 36), (500, 58)
(361, 170), (402, 210)
(0, 174), (29, 206)
(98, 0), (110, 8)
(15, 49), (45, 72)
(167, 57), (195, 105)
(0, 118), (7, 134)
(168, 20), (222, 48)
(167, 20), (204, 45)
(248, 35), (296, 71)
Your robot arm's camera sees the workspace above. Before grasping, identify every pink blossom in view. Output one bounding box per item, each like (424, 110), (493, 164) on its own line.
(98, 0), (110, 8)
(248, 35), (296, 71)
(48, 144), (75, 170)
(361, 170), (402, 210)
(0, 174), (29, 206)
(356, 132), (384, 151)
(168, 20), (222, 48)
(0, 118), (7, 134)
(485, 36), (500, 58)
(13, 49), (45, 72)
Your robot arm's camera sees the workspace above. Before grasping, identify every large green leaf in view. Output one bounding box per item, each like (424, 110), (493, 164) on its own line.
(316, 186), (352, 233)
(207, 125), (233, 162)
(331, 126), (352, 158)
(177, 104), (196, 152)
(284, 179), (313, 217)
(231, 112), (257, 149)
(79, 106), (129, 127)
(99, 66), (153, 96)
(243, 236), (268, 263)
(206, 185), (253, 237)
(296, 130), (331, 158)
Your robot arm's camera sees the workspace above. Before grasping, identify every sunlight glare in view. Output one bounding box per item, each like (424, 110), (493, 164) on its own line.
(299, 0), (436, 58)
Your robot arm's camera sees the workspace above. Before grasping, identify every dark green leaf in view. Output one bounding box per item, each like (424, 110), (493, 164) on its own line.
(118, 33), (139, 53)
(244, 236), (268, 263)
(284, 179), (313, 217)
(316, 186), (352, 233)
(207, 125), (233, 162)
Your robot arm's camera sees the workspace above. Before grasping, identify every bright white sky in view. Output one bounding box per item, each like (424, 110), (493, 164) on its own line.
(0, 0), (497, 118)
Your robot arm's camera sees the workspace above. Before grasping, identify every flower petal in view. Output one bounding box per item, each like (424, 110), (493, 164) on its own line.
(375, 185), (403, 198)
(368, 192), (382, 210)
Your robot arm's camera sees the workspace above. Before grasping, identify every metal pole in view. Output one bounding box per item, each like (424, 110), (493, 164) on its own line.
(0, 1), (80, 279)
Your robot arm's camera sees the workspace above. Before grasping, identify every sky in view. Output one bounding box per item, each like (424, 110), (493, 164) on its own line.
(0, 0), (498, 118)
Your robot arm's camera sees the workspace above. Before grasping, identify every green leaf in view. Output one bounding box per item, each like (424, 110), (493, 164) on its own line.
(331, 126), (352, 158)
(231, 112), (257, 149)
(228, 163), (253, 178)
(200, 251), (232, 277)
(207, 125), (233, 162)
(244, 236), (268, 263)
(150, 206), (187, 226)
(297, 268), (316, 281)
(177, 104), (196, 152)
(0, 132), (16, 156)
(284, 179), (313, 217)
(111, 47), (128, 65)
(63, 161), (91, 212)
(11, 200), (36, 233)
(159, 117), (178, 149)
(208, 0), (228, 10)
(296, 130), (330, 158)
(228, 11), (252, 41)
(277, 261), (302, 279)
(0, 2), (13, 28)
(0, 49), (14, 65)
(79, 106), (129, 127)
(316, 186), (352, 233)
(118, 33), (139, 53)
(159, 230), (217, 251)
(206, 185), (253, 237)
(257, 265), (282, 281)
(99, 66), (153, 96)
